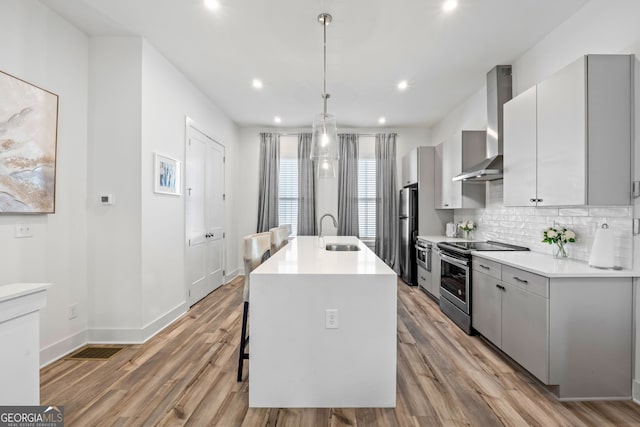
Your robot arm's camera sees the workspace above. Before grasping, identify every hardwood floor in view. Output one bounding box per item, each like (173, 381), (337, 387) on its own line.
(41, 277), (640, 426)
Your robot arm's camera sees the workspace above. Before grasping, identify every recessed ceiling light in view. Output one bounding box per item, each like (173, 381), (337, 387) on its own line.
(397, 80), (408, 91)
(204, 0), (220, 10)
(378, 117), (386, 124)
(274, 116), (282, 124)
(442, 0), (458, 12)
(252, 79), (263, 89)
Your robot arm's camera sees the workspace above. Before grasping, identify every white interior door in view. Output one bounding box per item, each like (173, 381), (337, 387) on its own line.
(185, 120), (225, 306)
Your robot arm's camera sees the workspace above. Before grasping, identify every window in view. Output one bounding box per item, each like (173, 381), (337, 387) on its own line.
(358, 137), (376, 240)
(278, 137), (298, 235)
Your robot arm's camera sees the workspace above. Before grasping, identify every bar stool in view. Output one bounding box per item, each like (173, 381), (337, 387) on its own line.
(269, 226), (289, 254)
(237, 232), (271, 382)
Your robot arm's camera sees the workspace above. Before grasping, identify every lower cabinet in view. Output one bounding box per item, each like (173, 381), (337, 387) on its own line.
(500, 282), (548, 382)
(472, 270), (549, 382)
(472, 255), (632, 399)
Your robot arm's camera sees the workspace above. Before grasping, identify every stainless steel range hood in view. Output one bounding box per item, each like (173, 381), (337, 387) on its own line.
(453, 65), (512, 182)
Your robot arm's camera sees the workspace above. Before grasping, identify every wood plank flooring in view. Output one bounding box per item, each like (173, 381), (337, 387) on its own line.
(40, 277), (640, 426)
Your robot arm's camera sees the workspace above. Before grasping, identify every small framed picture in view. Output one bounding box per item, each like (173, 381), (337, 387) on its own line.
(154, 153), (181, 195)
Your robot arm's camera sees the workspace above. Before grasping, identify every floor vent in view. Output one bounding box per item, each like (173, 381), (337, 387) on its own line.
(67, 346), (126, 360)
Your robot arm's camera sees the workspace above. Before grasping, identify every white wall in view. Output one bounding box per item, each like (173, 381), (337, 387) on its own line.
(88, 37), (143, 338)
(140, 40), (240, 328)
(428, 0), (640, 402)
(0, 0), (90, 364)
(87, 37), (240, 343)
(235, 127), (431, 270)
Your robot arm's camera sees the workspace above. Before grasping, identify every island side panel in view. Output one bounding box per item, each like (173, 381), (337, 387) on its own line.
(249, 273), (397, 408)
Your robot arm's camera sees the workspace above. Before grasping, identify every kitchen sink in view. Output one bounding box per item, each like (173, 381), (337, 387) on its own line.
(325, 243), (361, 251)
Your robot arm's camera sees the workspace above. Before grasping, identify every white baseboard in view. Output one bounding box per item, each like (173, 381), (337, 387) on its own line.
(634, 379), (640, 403)
(40, 329), (88, 368)
(226, 268), (241, 283)
(88, 302), (187, 344)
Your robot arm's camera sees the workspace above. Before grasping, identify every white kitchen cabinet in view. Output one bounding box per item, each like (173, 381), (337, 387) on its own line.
(403, 147), (453, 235)
(501, 281), (548, 383)
(503, 54), (633, 207)
(436, 131), (486, 209)
(471, 254), (632, 399)
(401, 148), (418, 187)
(472, 271), (502, 346)
(503, 86), (537, 206)
(473, 267), (549, 384)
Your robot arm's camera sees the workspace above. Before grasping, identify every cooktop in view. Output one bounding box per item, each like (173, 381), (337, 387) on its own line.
(438, 240), (529, 253)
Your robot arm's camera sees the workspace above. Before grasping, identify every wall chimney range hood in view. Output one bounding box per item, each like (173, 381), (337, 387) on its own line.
(453, 65), (512, 182)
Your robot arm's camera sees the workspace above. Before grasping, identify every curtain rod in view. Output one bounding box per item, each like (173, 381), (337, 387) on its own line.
(258, 132), (379, 137)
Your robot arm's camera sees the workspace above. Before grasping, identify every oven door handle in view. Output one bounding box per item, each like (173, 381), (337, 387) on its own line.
(440, 253), (469, 268)
(414, 245), (429, 252)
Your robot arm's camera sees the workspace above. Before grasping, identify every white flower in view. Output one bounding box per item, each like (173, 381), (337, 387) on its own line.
(564, 230), (576, 240)
(546, 229), (557, 238)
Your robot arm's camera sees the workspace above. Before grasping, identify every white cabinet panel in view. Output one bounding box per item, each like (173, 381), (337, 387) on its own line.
(501, 283), (549, 383)
(472, 271), (502, 347)
(503, 55), (632, 207)
(402, 148), (418, 187)
(503, 86), (537, 206)
(536, 56), (586, 206)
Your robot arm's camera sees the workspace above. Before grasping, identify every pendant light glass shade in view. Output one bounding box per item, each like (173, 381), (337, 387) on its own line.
(311, 113), (339, 161)
(317, 157), (337, 179)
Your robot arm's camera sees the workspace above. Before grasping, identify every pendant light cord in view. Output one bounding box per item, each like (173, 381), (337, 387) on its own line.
(322, 14), (329, 117)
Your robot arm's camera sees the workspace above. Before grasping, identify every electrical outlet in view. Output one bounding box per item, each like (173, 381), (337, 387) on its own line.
(69, 304), (78, 320)
(325, 309), (339, 329)
(15, 224), (33, 238)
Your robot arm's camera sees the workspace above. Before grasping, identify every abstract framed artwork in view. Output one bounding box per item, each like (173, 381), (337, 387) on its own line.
(0, 70), (59, 213)
(154, 153), (181, 196)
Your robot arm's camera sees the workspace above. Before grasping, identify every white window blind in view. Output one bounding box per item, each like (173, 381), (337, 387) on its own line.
(278, 158), (298, 236)
(358, 158), (376, 239)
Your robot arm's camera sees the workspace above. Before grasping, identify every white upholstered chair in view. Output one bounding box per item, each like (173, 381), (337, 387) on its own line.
(237, 232), (271, 382)
(269, 226), (289, 254)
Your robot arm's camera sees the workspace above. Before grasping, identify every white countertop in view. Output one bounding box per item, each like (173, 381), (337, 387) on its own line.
(472, 251), (640, 278)
(0, 283), (51, 303)
(252, 236), (396, 276)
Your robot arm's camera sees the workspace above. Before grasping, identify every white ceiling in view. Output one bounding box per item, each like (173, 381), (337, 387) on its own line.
(41, 0), (589, 128)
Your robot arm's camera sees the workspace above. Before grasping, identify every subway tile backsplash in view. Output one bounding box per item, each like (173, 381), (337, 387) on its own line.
(453, 181), (633, 268)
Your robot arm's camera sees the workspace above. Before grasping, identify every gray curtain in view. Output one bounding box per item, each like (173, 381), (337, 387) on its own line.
(375, 133), (398, 268)
(297, 133), (317, 235)
(337, 133), (359, 236)
(256, 133), (280, 233)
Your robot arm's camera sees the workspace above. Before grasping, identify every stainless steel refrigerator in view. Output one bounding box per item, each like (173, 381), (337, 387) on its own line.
(399, 187), (418, 285)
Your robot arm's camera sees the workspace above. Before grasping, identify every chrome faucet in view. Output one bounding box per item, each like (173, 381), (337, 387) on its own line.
(319, 213), (338, 237)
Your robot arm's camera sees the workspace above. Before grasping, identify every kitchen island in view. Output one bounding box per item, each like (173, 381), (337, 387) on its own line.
(249, 236), (397, 408)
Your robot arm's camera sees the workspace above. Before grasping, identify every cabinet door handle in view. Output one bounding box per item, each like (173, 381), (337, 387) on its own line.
(495, 284), (505, 291)
(530, 198), (536, 202)
(479, 264), (490, 270)
(513, 276), (528, 284)
(420, 276), (426, 280)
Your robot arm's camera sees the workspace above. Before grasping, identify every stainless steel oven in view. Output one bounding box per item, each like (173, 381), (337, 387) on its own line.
(437, 240), (529, 335)
(415, 239), (431, 271)
(438, 249), (471, 333)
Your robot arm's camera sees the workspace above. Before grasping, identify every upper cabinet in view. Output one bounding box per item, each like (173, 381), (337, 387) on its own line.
(401, 148), (419, 187)
(436, 130), (486, 209)
(504, 54), (633, 207)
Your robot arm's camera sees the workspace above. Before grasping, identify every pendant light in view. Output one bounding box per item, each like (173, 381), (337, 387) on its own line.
(310, 13), (339, 178)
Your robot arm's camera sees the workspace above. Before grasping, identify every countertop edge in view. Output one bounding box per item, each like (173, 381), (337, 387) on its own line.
(472, 252), (640, 278)
(0, 282), (52, 303)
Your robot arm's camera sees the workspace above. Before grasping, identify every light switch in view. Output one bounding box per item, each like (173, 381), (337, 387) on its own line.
(15, 224), (33, 238)
(325, 309), (339, 329)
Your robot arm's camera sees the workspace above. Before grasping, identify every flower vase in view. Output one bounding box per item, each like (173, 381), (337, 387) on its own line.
(464, 230), (472, 240)
(554, 242), (568, 258)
